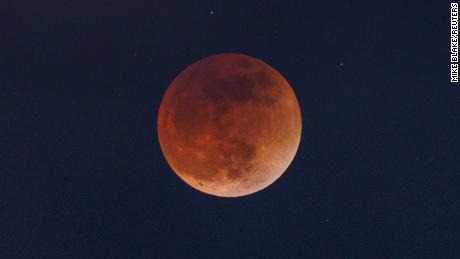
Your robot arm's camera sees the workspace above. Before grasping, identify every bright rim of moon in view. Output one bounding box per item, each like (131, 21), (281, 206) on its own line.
(158, 53), (301, 197)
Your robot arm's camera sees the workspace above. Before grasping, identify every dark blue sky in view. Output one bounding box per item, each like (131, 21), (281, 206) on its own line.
(2, 1), (459, 258)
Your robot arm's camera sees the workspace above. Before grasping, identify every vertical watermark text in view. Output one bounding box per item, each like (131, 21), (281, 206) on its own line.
(451, 3), (458, 82)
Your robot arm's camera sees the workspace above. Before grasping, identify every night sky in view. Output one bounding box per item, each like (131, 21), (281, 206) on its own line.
(2, 1), (459, 258)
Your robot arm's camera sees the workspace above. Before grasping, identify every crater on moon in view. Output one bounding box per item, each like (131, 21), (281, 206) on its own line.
(158, 53), (301, 197)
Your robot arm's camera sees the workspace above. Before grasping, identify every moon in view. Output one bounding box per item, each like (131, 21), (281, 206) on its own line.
(158, 53), (301, 197)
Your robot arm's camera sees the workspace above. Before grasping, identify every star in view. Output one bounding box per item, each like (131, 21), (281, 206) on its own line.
(209, 10), (215, 15)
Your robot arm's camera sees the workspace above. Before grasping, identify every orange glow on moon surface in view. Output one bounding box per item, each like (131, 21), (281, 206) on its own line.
(158, 53), (301, 197)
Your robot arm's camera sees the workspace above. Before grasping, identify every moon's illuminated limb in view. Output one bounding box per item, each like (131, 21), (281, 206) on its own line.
(158, 53), (301, 197)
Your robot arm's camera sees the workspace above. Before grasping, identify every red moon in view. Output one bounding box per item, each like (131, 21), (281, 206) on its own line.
(158, 53), (301, 197)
